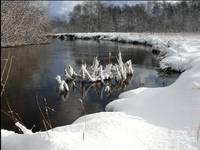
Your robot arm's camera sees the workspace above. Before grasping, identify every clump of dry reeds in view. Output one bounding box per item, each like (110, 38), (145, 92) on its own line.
(1, 53), (14, 97)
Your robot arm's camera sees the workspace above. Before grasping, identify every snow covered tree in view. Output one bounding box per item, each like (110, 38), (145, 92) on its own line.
(61, 1), (200, 32)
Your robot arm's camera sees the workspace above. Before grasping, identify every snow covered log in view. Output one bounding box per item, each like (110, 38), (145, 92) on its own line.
(15, 122), (32, 134)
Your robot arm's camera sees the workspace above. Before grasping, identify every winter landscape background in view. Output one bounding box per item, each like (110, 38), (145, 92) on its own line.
(1, 1), (200, 150)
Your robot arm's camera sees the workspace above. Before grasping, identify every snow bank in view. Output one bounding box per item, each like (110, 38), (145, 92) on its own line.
(2, 33), (200, 150)
(1, 113), (149, 150)
(50, 32), (200, 71)
(107, 64), (200, 128)
(2, 111), (199, 150)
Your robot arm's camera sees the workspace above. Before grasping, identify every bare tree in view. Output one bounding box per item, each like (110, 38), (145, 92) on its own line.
(1, 1), (49, 47)
(63, 1), (200, 33)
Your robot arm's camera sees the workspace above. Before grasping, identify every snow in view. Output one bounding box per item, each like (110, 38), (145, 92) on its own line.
(2, 33), (200, 150)
(107, 64), (200, 129)
(50, 32), (200, 71)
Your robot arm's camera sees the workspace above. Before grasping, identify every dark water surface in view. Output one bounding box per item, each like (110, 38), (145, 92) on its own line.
(1, 40), (180, 132)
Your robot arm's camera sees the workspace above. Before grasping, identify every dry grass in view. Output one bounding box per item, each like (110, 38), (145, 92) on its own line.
(198, 124), (200, 144)
(36, 95), (53, 130)
(1, 53), (14, 97)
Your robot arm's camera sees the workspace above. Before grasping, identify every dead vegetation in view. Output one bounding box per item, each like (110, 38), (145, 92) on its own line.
(1, 1), (49, 47)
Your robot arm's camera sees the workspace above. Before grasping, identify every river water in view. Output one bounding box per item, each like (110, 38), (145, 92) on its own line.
(1, 40), (180, 132)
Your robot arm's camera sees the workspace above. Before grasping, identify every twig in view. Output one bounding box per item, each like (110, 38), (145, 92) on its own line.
(36, 95), (52, 129)
(79, 98), (87, 141)
(1, 109), (15, 121)
(2, 91), (25, 132)
(43, 98), (52, 129)
(197, 124), (200, 144)
(1, 110), (24, 134)
(1, 53), (10, 82)
(42, 120), (50, 137)
(109, 51), (111, 64)
(5, 92), (24, 125)
(1, 55), (14, 97)
(1, 59), (8, 61)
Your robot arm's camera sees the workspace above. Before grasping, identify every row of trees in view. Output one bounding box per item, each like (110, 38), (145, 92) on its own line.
(1, 1), (49, 47)
(62, 1), (200, 32)
(1, 1), (199, 47)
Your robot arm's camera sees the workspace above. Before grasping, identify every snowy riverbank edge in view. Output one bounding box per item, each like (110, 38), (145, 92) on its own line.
(1, 33), (200, 150)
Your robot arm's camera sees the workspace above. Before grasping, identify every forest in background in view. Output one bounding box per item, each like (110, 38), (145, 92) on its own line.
(51, 1), (200, 32)
(1, 1), (200, 47)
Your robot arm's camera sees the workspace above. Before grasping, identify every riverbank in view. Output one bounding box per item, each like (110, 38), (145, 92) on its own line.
(47, 32), (200, 71)
(1, 35), (49, 48)
(2, 33), (200, 150)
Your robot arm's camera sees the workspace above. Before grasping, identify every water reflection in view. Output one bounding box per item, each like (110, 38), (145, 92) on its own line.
(1, 40), (180, 132)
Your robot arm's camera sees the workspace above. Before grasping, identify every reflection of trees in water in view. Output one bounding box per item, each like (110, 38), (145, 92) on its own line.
(67, 40), (157, 69)
(2, 45), (53, 93)
(1, 45), (53, 131)
(69, 41), (120, 65)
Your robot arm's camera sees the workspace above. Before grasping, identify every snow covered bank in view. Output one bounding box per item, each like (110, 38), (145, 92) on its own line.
(48, 33), (200, 71)
(1, 112), (154, 150)
(2, 33), (200, 150)
(2, 111), (199, 150)
(107, 63), (200, 129)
